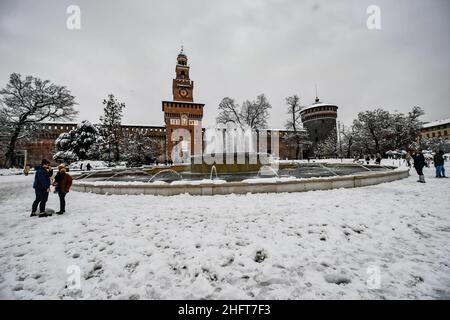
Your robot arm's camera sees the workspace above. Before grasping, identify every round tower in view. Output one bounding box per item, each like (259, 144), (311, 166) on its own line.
(300, 96), (338, 155)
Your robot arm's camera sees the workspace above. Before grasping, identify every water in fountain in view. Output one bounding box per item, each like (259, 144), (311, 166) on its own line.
(104, 168), (141, 181)
(193, 125), (263, 174)
(148, 169), (183, 183)
(210, 165), (218, 180)
(319, 163), (339, 176)
(257, 165), (279, 178)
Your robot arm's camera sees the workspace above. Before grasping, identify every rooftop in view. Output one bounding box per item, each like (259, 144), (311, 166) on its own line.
(422, 118), (450, 129)
(300, 102), (338, 113)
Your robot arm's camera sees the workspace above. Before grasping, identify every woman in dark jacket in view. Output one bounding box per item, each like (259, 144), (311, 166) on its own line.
(412, 149), (426, 183)
(53, 164), (73, 215)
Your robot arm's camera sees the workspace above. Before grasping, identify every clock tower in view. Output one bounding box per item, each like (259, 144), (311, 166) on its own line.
(162, 48), (204, 162)
(172, 47), (194, 102)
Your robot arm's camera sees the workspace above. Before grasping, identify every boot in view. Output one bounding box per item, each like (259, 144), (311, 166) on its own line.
(56, 211), (64, 215)
(420, 175), (426, 183)
(38, 212), (49, 218)
(30, 212), (38, 217)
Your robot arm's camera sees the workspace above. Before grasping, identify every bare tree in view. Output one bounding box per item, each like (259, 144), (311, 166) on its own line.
(0, 73), (77, 167)
(217, 94), (271, 130)
(216, 97), (243, 128)
(241, 94), (271, 129)
(284, 94), (307, 159)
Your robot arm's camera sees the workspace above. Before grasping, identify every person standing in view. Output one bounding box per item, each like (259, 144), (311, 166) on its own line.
(434, 150), (446, 178)
(31, 159), (52, 217)
(375, 153), (381, 165)
(412, 149), (427, 183)
(86, 163), (91, 171)
(53, 164), (73, 215)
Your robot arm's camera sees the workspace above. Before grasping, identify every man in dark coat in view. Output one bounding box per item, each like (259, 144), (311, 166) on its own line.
(53, 164), (73, 215)
(31, 159), (52, 217)
(412, 149), (426, 183)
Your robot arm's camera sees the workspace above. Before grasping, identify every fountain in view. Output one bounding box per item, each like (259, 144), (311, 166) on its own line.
(71, 126), (410, 196)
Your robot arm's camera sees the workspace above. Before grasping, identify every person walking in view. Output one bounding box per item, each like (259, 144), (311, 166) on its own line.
(412, 149), (427, 183)
(31, 159), (52, 217)
(434, 150), (446, 178)
(53, 164), (73, 215)
(86, 163), (91, 171)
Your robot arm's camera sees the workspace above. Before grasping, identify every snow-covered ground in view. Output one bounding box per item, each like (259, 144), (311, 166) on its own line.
(0, 165), (449, 299)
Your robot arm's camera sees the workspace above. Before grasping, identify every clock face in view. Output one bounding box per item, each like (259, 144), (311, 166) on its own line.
(179, 88), (188, 97)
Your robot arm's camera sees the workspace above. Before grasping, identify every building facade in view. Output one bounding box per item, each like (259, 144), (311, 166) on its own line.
(3, 50), (328, 167)
(418, 118), (450, 141)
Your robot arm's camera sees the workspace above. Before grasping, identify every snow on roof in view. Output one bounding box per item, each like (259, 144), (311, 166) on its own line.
(300, 102), (338, 113)
(422, 118), (450, 129)
(39, 121), (79, 125)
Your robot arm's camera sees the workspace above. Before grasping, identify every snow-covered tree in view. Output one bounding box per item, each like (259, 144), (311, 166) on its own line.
(98, 94), (125, 163)
(53, 120), (98, 163)
(0, 73), (77, 167)
(352, 107), (424, 156)
(387, 106), (424, 151)
(352, 109), (391, 155)
(315, 132), (338, 158)
(217, 94), (271, 129)
(339, 125), (355, 158)
(120, 130), (161, 166)
(419, 137), (450, 153)
(284, 94), (309, 159)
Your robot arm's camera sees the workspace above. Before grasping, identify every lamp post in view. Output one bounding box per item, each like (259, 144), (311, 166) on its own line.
(337, 121), (343, 162)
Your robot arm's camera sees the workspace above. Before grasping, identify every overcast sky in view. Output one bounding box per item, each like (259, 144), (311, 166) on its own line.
(1, 0), (449, 128)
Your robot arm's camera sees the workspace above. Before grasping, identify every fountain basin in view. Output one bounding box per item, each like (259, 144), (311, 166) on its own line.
(71, 166), (409, 196)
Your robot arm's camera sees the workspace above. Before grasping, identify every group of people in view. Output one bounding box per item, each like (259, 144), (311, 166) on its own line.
(31, 159), (73, 218)
(410, 149), (447, 183)
(80, 162), (92, 171)
(363, 154), (382, 165)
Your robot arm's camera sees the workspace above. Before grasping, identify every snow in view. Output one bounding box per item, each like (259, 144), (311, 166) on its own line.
(68, 161), (109, 171)
(422, 118), (450, 129)
(300, 103), (338, 113)
(0, 165), (449, 299)
(0, 168), (25, 176)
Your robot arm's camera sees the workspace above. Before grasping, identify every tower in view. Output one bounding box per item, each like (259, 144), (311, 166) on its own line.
(162, 48), (204, 162)
(172, 47), (194, 102)
(300, 95), (338, 156)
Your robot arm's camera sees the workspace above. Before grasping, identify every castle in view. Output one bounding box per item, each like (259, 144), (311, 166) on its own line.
(5, 50), (339, 167)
